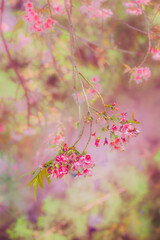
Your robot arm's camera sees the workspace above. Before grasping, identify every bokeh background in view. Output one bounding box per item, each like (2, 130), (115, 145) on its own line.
(0, 0), (160, 239)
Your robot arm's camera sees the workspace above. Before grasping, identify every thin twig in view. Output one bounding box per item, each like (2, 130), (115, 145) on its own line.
(83, 119), (93, 153)
(139, 6), (151, 66)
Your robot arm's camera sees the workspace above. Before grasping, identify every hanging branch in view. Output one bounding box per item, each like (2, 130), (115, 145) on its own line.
(64, 0), (93, 118)
(0, 0), (31, 126)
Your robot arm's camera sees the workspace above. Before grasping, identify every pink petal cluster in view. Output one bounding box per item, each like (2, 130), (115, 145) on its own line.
(123, 0), (150, 15)
(150, 47), (160, 61)
(53, 2), (64, 15)
(133, 67), (151, 84)
(44, 144), (95, 179)
(79, 0), (113, 21)
(110, 122), (139, 150)
(92, 104), (140, 151)
(95, 138), (100, 147)
(22, 1), (56, 33)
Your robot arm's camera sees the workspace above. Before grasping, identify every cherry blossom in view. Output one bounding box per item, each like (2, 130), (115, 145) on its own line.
(133, 67), (151, 84)
(79, 0), (113, 21)
(22, 1), (56, 33)
(150, 47), (160, 61)
(43, 144), (95, 179)
(123, 0), (150, 15)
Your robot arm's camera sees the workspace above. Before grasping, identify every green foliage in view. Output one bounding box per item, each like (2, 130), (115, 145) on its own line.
(6, 217), (34, 240)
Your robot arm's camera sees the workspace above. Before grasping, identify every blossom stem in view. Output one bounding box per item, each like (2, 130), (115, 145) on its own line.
(0, 0), (31, 126)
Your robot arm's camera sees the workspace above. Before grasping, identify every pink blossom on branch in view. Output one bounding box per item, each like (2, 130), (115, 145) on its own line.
(79, 0), (113, 21)
(123, 0), (150, 15)
(150, 47), (160, 61)
(40, 144), (96, 179)
(22, 1), (56, 33)
(133, 67), (151, 84)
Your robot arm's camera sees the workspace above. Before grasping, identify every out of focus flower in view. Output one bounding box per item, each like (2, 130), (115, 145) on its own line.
(95, 138), (100, 147)
(123, 0), (150, 15)
(133, 67), (151, 84)
(79, 0), (113, 21)
(22, 1), (56, 33)
(150, 47), (160, 61)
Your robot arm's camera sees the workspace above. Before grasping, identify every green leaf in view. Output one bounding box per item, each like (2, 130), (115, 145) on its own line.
(28, 168), (41, 188)
(33, 177), (38, 199)
(128, 119), (140, 124)
(45, 169), (51, 185)
(38, 171), (43, 190)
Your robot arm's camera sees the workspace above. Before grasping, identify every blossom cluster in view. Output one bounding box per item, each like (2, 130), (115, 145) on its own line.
(123, 0), (150, 15)
(53, 2), (64, 15)
(79, 0), (113, 21)
(150, 47), (160, 61)
(22, 1), (56, 33)
(92, 104), (140, 151)
(133, 67), (151, 83)
(73, 76), (102, 104)
(41, 144), (95, 179)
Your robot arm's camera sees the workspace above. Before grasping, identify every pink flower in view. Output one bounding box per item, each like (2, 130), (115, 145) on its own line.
(79, 1), (113, 21)
(85, 154), (91, 161)
(110, 138), (124, 150)
(83, 168), (92, 176)
(123, 0), (150, 15)
(55, 154), (68, 164)
(103, 138), (108, 145)
(24, 1), (33, 9)
(92, 76), (100, 82)
(63, 143), (68, 152)
(95, 138), (100, 147)
(53, 4), (64, 15)
(92, 132), (96, 137)
(111, 124), (118, 131)
(73, 161), (81, 171)
(133, 67), (151, 84)
(119, 112), (127, 122)
(22, 1), (56, 33)
(150, 47), (160, 61)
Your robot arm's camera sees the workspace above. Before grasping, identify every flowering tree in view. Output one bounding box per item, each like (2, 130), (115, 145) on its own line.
(0, 0), (159, 198)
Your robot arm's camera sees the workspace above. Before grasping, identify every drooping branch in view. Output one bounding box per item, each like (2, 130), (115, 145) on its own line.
(0, 0), (31, 126)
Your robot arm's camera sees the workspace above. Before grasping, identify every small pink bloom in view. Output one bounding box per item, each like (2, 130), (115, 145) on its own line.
(73, 161), (81, 171)
(92, 132), (96, 137)
(85, 154), (91, 161)
(92, 76), (100, 82)
(95, 138), (100, 147)
(83, 168), (92, 176)
(63, 143), (68, 152)
(103, 138), (108, 145)
(111, 124), (118, 131)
